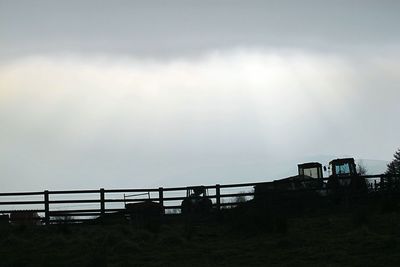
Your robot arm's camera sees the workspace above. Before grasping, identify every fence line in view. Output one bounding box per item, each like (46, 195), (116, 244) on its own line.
(0, 174), (398, 225)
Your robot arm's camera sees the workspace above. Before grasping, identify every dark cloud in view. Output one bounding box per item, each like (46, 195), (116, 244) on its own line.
(1, 0), (400, 59)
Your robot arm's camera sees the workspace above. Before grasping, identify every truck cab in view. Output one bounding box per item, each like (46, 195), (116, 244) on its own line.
(298, 162), (323, 179)
(327, 158), (367, 193)
(329, 158), (357, 177)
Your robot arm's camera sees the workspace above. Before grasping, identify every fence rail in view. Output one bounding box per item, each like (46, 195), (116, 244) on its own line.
(0, 174), (398, 225)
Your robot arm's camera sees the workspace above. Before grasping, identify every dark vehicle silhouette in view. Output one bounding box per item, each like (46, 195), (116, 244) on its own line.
(123, 200), (164, 229)
(253, 158), (368, 211)
(326, 158), (367, 195)
(181, 186), (213, 215)
(125, 200), (164, 219)
(255, 162), (324, 200)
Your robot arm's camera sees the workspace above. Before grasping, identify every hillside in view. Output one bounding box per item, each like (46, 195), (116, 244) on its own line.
(1, 197), (400, 267)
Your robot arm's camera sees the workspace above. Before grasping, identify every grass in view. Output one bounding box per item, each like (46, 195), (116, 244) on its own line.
(1, 198), (400, 266)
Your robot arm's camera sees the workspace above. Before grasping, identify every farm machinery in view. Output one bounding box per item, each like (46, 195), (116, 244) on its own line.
(181, 186), (213, 215)
(122, 192), (164, 227)
(325, 158), (367, 194)
(255, 157), (368, 200)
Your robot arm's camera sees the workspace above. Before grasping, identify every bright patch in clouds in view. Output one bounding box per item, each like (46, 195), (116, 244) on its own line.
(0, 49), (354, 131)
(0, 48), (399, 190)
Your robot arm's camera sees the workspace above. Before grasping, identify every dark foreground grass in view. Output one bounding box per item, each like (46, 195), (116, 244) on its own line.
(1, 203), (400, 266)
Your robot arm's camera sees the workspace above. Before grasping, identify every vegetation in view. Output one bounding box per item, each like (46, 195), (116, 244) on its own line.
(386, 148), (400, 176)
(356, 160), (368, 175)
(1, 196), (400, 266)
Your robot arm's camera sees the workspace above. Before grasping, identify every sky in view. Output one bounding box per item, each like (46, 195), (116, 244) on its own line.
(0, 0), (399, 191)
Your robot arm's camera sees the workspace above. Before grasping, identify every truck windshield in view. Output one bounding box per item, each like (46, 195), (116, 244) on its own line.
(335, 163), (351, 175)
(302, 167), (319, 178)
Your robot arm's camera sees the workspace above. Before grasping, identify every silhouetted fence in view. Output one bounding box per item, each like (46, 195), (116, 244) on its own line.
(0, 174), (398, 225)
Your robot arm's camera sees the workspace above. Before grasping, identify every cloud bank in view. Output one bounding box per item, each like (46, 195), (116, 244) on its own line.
(0, 48), (399, 191)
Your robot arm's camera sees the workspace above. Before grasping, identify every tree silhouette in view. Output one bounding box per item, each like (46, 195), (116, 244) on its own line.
(385, 148), (400, 175)
(383, 148), (400, 191)
(357, 160), (368, 175)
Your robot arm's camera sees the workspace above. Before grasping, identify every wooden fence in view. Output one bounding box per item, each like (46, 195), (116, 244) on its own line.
(0, 174), (398, 225)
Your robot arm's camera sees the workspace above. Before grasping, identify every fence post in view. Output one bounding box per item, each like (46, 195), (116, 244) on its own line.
(159, 187), (164, 215)
(216, 184), (221, 212)
(100, 188), (105, 217)
(44, 190), (49, 226)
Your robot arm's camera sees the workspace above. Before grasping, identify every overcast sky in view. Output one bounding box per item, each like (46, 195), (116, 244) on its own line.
(0, 0), (399, 191)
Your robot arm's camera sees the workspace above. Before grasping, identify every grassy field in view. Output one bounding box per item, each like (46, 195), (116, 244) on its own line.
(1, 198), (400, 266)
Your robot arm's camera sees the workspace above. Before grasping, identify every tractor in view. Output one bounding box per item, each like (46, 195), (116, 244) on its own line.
(181, 186), (213, 215)
(326, 158), (367, 195)
(254, 157), (367, 202)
